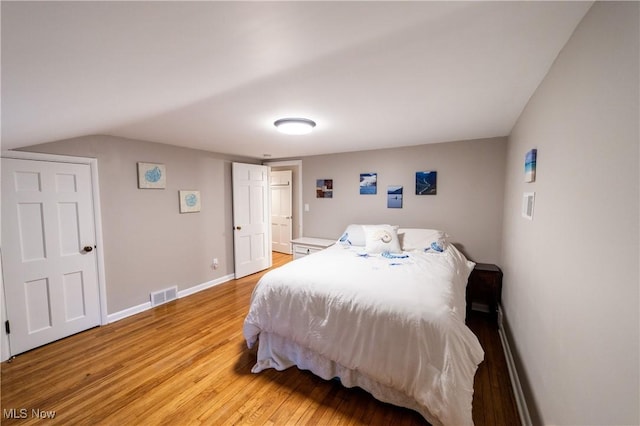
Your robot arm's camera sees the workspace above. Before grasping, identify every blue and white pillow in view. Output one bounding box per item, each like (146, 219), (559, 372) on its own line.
(397, 228), (449, 253)
(338, 232), (352, 246)
(337, 224), (367, 247)
(425, 240), (445, 253)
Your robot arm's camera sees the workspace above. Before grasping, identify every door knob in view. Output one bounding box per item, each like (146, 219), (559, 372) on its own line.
(83, 246), (94, 253)
(235, 226), (242, 230)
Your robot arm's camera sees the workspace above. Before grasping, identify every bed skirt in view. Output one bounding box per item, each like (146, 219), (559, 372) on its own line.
(251, 331), (443, 426)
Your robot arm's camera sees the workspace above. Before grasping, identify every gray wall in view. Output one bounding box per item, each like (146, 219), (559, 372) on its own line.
(19, 134), (507, 312)
(21, 135), (258, 314)
(301, 137), (507, 263)
(501, 2), (639, 425)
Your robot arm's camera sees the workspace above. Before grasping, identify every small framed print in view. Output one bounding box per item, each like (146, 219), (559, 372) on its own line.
(138, 162), (166, 189)
(360, 173), (377, 194)
(525, 149), (537, 182)
(387, 185), (403, 208)
(415, 171), (437, 195)
(522, 192), (535, 220)
(179, 190), (201, 213)
(316, 179), (333, 198)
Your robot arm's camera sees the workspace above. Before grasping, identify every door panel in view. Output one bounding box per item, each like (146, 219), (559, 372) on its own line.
(232, 163), (271, 278)
(58, 202), (82, 255)
(63, 271), (87, 320)
(25, 277), (52, 333)
(2, 158), (101, 355)
(17, 203), (47, 260)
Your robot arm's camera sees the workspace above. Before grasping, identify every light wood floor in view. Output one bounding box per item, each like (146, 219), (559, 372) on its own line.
(1, 252), (519, 425)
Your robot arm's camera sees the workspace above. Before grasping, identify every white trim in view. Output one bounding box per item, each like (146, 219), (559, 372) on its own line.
(2, 150), (96, 164)
(177, 274), (235, 299)
(107, 301), (151, 323)
(107, 274), (235, 324)
(263, 159), (303, 238)
(0, 248), (9, 362)
(1, 150), (110, 325)
(498, 305), (532, 426)
(89, 160), (109, 325)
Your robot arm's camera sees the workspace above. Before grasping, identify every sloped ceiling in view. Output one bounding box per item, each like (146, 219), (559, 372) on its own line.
(1, 1), (592, 159)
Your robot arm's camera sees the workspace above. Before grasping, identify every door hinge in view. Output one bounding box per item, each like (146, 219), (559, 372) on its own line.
(5, 320), (10, 334)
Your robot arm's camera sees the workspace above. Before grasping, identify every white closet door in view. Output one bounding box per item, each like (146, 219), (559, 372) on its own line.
(2, 158), (101, 355)
(270, 170), (292, 254)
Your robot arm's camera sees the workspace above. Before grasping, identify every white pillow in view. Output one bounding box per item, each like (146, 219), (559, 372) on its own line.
(364, 224), (402, 254)
(337, 224), (366, 246)
(397, 228), (448, 251)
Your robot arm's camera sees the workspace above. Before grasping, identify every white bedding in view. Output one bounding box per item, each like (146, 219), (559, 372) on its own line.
(243, 243), (484, 425)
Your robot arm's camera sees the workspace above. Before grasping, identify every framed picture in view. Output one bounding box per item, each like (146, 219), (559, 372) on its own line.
(179, 190), (201, 213)
(316, 179), (333, 198)
(360, 173), (377, 195)
(415, 171), (437, 195)
(525, 149), (537, 182)
(522, 192), (535, 220)
(387, 185), (403, 208)
(138, 162), (166, 189)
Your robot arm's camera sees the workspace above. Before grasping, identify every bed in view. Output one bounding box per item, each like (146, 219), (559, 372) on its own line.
(243, 225), (484, 425)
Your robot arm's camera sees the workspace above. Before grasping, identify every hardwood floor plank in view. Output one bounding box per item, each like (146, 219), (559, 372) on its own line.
(1, 252), (519, 425)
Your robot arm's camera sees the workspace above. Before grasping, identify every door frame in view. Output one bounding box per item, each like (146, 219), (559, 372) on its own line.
(263, 159), (303, 240)
(1, 150), (108, 361)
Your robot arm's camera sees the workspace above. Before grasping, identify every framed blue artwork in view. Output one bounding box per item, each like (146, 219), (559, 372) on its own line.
(525, 149), (537, 182)
(360, 173), (377, 194)
(138, 162), (166, 189)
(415, 171), (437, 195)
(179, 190), (201, 213)
(387, 185), (403, 208)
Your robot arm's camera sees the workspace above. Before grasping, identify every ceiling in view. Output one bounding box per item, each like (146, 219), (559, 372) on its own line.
(1, 1), (592, 159)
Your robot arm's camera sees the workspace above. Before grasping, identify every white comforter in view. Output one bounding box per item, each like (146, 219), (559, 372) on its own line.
(243, 244), (484, 425)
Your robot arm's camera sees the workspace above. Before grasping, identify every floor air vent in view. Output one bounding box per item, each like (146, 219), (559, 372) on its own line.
(150, 286), (178, 307)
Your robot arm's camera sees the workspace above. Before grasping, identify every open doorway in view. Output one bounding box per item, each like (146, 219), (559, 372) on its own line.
(264, 160), (303, 254)
(271, 170), (292, 254)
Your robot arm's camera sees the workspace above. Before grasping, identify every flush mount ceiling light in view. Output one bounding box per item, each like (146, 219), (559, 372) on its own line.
(274, 117), (316, 135)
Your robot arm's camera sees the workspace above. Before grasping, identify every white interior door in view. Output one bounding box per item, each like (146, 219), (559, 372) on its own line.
(271, 170), (292, 255)
(232, 163), (272, 279)
(2, 158), (101, 355)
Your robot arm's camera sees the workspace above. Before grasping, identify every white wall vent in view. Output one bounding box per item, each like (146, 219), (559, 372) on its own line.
(150, 286), (178, 307)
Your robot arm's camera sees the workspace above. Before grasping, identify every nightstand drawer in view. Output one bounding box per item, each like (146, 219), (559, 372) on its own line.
(293, 245), (320, 258)
(291, 237), (334, 260)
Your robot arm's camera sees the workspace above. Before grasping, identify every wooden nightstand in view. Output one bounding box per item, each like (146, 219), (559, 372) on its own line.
(466, 263), (503, 326)
(291, 237), (334, 260)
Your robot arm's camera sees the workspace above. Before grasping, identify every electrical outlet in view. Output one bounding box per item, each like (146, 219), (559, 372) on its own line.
(212, 258), (219, 269)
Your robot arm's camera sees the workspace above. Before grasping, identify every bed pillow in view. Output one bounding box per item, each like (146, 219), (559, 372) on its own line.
(337, 224), (367, 247)
(364, 224), (402, 254)
(397, 228), (449, 252)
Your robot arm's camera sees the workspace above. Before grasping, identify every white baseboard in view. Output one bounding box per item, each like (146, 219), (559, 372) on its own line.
(497, 305), (532, 426)
(177, 274), (235, 299)
(107, 274), (235, 324)
(107, 301), (152, 323)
